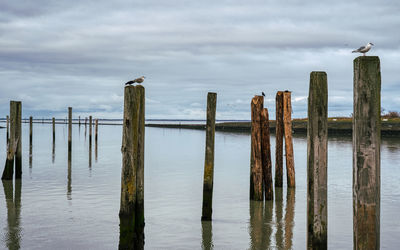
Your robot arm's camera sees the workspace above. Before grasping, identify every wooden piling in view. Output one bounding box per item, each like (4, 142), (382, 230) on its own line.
(353, 56), (381, 249)
(307, 72), (328, 249)
(250, 96), (264, 201)
(89, 116), (92, 142)
(29, 116), (33, 167)
(95, 119), (98, 144)
(52, 117), (55, 142)
(79, 116), (81, 126)
(2, 101), (22, 180)
(119, 85), (145, 248)
(201, 92), (217, 221)
(275, 91), (284, 187)
(68, 107), (72, 154)
(283, 91), (295, 188)
(6, 115), (9, 145)
(261, 108), (273, 200)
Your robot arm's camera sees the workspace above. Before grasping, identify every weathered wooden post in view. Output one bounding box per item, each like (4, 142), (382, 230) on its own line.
(52, 117), (55, 142)
(119, 85), (145, 249)
(261, 108), (273, 200)
(95, 119), (98, 162)
(78, 116), (81, 126)
(2, 101), (22, 180)
(353, 56), (381, 249)
(201, 92), (217, 221)
(307, 72), (328, 249)
(89, 116), (92, 143)
(283, 91), (295, 188)
(250, 96), (264, 201)
(275, 91), (284, 187)
(68, 107), (72, 154)
(29, 116), (33, 167)
(6, 115), (9, 145)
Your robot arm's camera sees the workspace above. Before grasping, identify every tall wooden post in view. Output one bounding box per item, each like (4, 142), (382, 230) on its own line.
(119, 85), (145, 249)
(68, 107), (72, 154)
(202, 92), (217, 221)
(275, 91), (284, 187)
(6, 115), (9, 145)
(79, 116), (81, 126)
(29, 116), (33, 167)
(95, 119), (98, 144)
(261, 108), (273, 200)
(307, 72), (328, 249)
(353, 56), (381, 249)
(2, 101), (22, 180)
(89, 116), (92, 143)
(250, 96), (264, 201)
(283, 91), (295, 188)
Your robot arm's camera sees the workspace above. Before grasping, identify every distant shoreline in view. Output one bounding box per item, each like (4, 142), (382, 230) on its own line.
(146, 119), (400, 136)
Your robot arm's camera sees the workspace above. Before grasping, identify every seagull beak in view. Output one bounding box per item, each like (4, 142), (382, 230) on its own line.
(371, 43), (374, 46)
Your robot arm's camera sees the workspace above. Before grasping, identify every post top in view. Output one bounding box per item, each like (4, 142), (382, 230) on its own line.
(353, 56), (380, 63)
(125, 85), (145, 90)
(310, 71), (327, 76)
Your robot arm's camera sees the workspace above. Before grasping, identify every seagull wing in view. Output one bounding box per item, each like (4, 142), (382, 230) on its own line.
(352, 46), (366, 53)
(125, 80), (135, 85)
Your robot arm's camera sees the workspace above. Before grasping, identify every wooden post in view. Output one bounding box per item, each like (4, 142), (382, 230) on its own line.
(6, 115), (9, 145)
(307, 72), (328, 249)
(2, 101), (22, 180)
(250, 96), (264, 201)
(275, 91), (284, 187)
(95, 119), (98, 162)
(29, 116), (33, 167)
(261, 108), (273, 200)
(201, 92), (217, 221)
(353, 56), (381, 249)
(68, 107), (72, 154)
(52, 117), (55, 142)
(119, 85), (145, 248)
(89, 116), (92, 143)
(79, 116), (81, 126)
(283, 91), (295, 188)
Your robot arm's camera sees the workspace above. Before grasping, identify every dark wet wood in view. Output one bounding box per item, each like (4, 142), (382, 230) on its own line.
(202, 92), (217, 221)
(353, 56), (381, 250)
(283, 91), (295, 188)
(307, 71), (328, 249)
(250, 96), (264, 201)
(275, 91), (284, 187)
(29, 116), (33, 167)
(120, 85), (145, 249)
(261, 108), (273, 200)
(68, 107), (72, 154)
(6, 115), (9, 145)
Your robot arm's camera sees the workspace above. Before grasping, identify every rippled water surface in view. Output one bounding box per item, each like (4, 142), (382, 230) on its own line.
(0, 123), (399, 249)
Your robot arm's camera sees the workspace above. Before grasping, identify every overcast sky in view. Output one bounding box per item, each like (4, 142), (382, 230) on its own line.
(0, 0), (399, 120)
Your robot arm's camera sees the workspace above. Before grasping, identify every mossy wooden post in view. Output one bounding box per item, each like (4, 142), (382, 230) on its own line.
(201, 92), (217, 221)
(307, 72), (328, 249)
(2, 101), (21, 180)
(261, 108), (273, 200)
(353, 56), (381, 250)
(29, 116), (33, 167)
(275, 91), (284, 187)
(119, 85), (145, 249)
(6, 115), (9, 145)
(283, 91), (295, 188)
(68, 107), (72, 154)
(250, 95), (264, 201)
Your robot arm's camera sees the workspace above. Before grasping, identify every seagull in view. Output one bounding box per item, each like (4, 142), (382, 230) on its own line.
(125, 76), (145, 85)
(262, 92), (265, 97)
(352, 43), (374, 56)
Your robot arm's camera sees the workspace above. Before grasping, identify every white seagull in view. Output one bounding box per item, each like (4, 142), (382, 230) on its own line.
(352, 43), (374, 56)
(125, 76), (145, 85)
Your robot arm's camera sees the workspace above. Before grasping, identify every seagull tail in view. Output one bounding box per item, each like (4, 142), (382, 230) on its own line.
(352, 50), (358, 53)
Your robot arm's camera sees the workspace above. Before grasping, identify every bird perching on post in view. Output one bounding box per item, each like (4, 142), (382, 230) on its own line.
(352, 43), (374, 56)
(125, 76), (145, 85)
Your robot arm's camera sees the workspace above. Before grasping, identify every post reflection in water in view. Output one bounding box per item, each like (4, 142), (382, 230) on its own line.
(201, 221), (213, 250)
(275, 188), (284, 249)
(285, 188), (295, 250)
(29, 144), (32, 167)
(89, 139), (92, 168)
(2, 179), (22, 250)
(67, 152), (72, 200)
(52, 140), (55, 164)
(118, 216), (144, 250)
(95, 135), (98, 163)
(249, 200), (273, 250)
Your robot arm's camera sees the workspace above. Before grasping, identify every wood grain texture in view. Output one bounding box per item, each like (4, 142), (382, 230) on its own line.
(250, 96), (264, 201)
(261, 108), (273, 200)
(283, 91), (295, 188)
(275, 91), (284, 187)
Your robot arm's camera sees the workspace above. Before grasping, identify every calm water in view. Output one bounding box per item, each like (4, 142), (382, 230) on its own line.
(0, 123), (399, 249)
